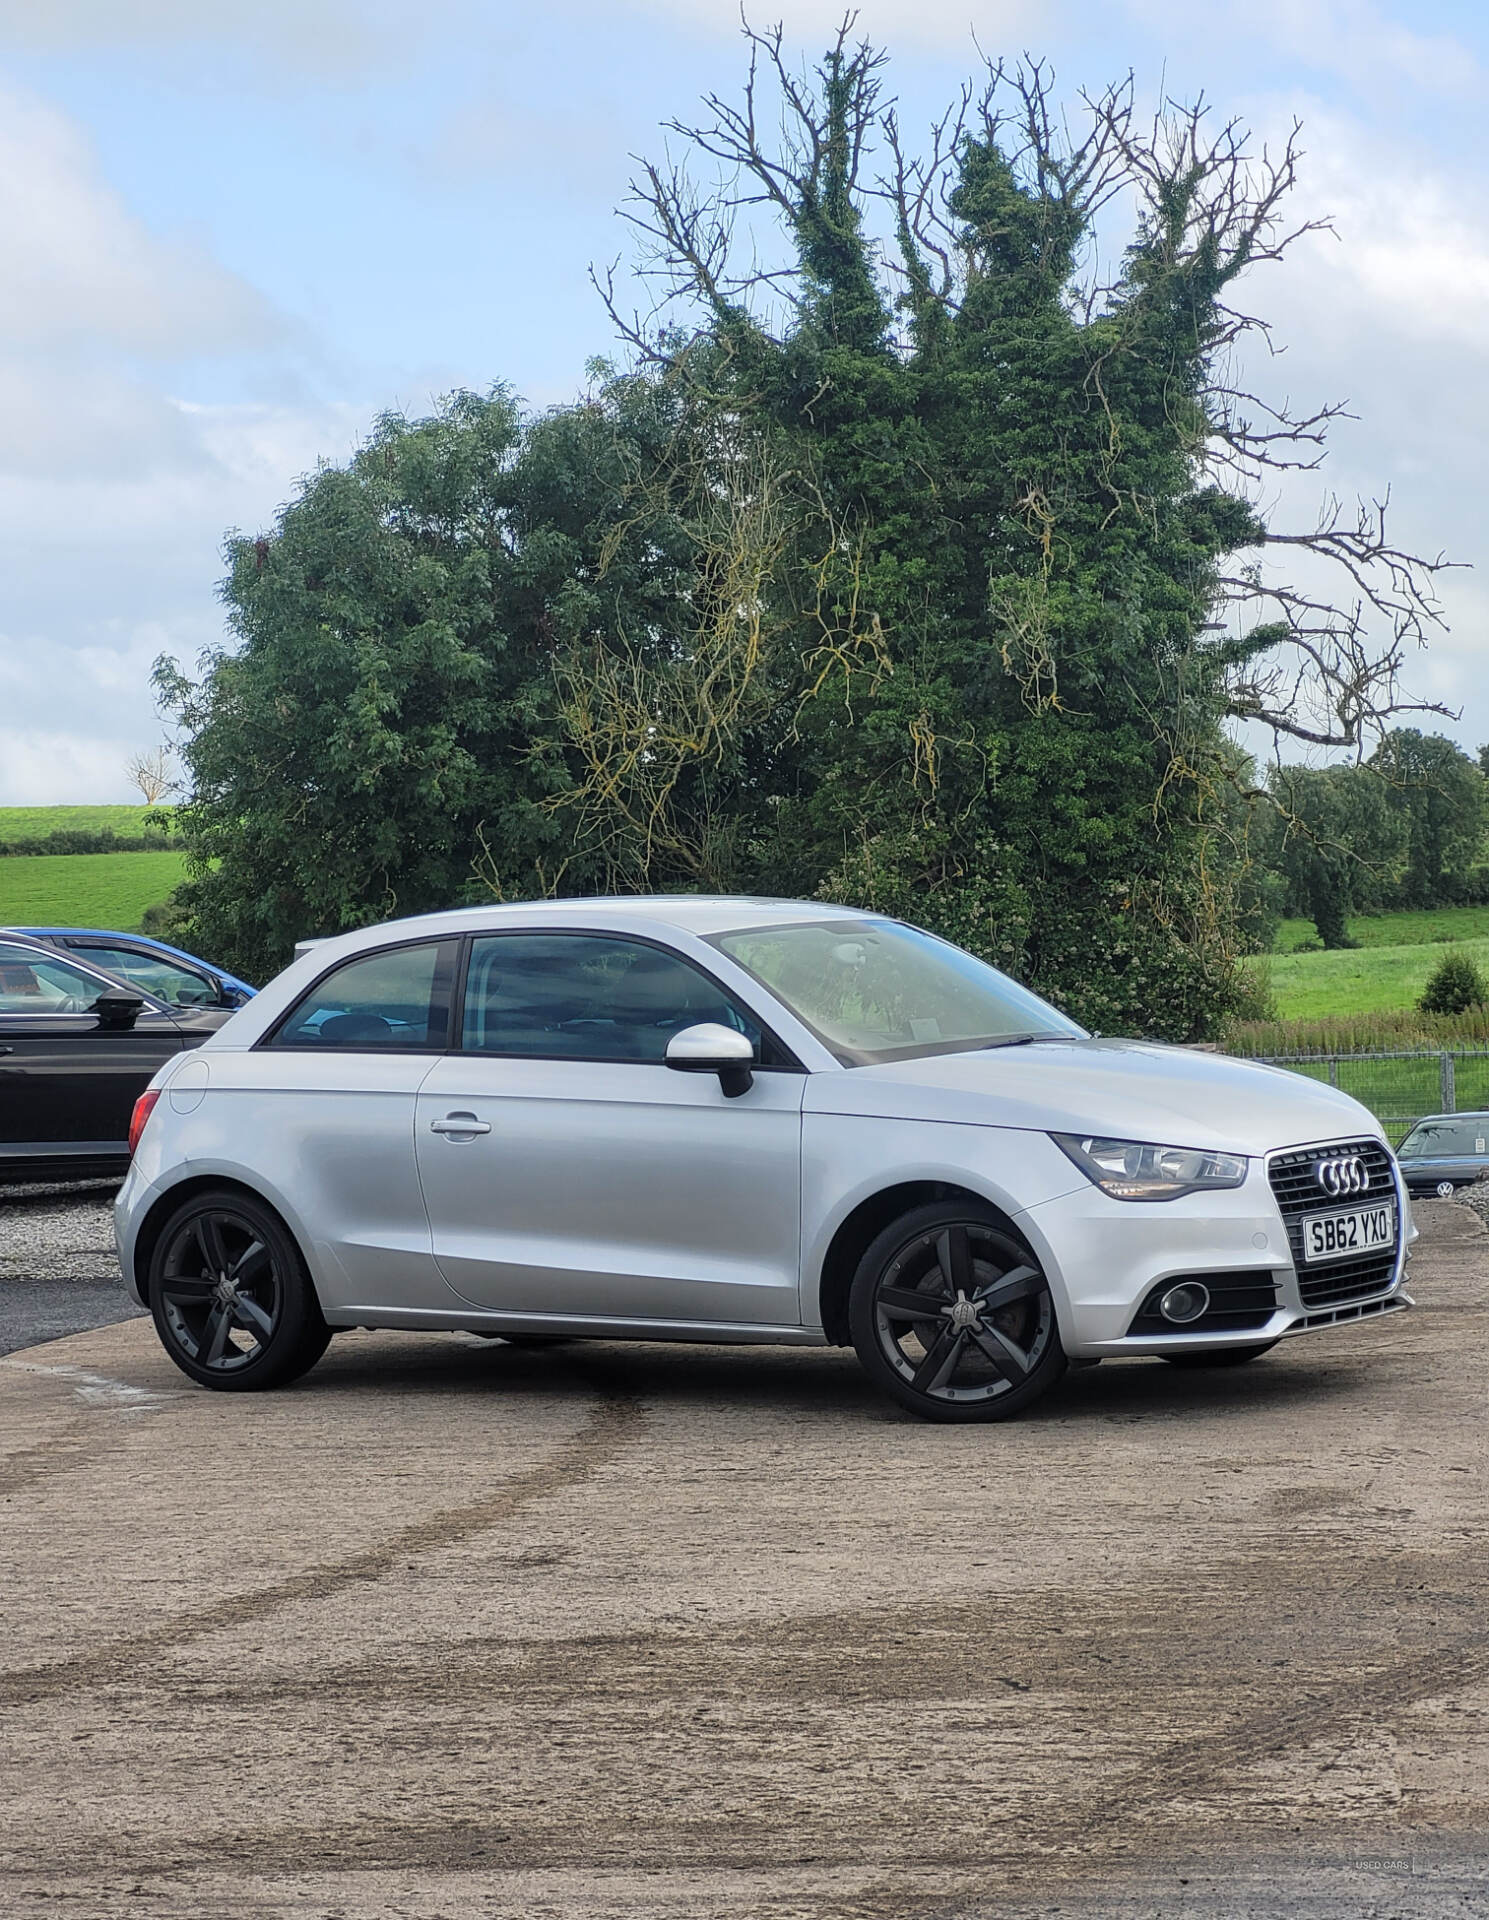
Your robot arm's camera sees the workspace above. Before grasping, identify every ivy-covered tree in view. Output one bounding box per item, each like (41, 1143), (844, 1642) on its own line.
(588, 26), (1450, 1033)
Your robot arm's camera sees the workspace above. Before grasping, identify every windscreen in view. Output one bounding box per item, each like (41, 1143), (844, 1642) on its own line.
(710, 919), (1084, 1065)
(1398, 1117), (1489, 1158)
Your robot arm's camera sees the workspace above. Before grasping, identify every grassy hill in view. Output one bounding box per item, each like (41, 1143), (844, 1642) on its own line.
(1274, 906), (1489, 954)
(1234, 905), (1489, 1056)
(0, 804), (164, 842)
(0, 851), (188, 932)
(1266, 934), (1489, 1022)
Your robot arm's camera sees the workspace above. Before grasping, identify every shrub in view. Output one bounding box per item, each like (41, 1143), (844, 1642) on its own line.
(1419, 951), (1488, 1017)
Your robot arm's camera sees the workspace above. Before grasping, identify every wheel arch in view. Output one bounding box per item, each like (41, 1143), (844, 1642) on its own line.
(129, 1173), (313, 1301)
(816, 1180), (1032, 1346)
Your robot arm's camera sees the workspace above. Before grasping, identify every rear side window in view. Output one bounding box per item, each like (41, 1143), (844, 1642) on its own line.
(460, 933), (767, 1063)
(270, 941), (456, 1051)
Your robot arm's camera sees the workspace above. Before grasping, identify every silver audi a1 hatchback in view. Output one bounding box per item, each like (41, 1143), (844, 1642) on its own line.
(115, 898), (1415, 1422)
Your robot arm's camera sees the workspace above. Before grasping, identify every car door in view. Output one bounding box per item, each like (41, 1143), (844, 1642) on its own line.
(226, 936), (460, 1310)
(414, 931), (806, 1326)
(0, 940), (186, 1166)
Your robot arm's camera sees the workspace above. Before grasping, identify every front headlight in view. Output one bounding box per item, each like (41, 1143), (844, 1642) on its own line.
(1052, 1133), (1249, 1202)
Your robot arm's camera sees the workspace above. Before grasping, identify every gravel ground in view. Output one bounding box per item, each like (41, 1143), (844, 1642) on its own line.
(0, 1199), (1485, 1919)
(0, 1183), (144, 1355)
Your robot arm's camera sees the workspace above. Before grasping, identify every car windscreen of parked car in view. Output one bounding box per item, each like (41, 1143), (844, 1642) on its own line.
(710, 918), (1084, 1065)
(1398, 1116), (1489, 1158)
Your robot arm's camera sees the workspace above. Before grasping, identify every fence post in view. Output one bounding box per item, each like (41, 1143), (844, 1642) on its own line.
(1327, 1056), (1339, 1088)
(1441, 1052), (1456, 1114)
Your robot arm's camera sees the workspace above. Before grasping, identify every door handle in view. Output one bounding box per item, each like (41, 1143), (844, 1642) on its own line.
(430, 1113), (492, 1136)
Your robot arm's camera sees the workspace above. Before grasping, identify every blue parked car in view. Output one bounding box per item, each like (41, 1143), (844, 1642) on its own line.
(2, 928), (255, 1011)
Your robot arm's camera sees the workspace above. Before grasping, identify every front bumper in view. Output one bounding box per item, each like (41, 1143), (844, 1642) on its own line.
(1015, 1150), (1414, 1360)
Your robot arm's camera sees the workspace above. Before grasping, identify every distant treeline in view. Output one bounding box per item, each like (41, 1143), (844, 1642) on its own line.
(1246, 730), (1489, 949)
(0, 827), (175, 858)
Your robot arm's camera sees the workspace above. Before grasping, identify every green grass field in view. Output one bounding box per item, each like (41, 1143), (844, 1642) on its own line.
(0, 851), (187, 931)
(1235, 903), (1489, 1055)
(1274, 905), (1489, 953)
(0, 804), (162, 842)
(1264, 935), (1489, 1021)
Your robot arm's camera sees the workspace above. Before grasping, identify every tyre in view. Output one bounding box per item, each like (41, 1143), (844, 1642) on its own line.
(147, 1189), (331, 1392)
(848, 1202), (1066, 1423)
(1159, 1342), (1277, 1368)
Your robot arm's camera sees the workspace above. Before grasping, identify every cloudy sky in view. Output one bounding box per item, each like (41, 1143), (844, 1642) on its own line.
(0, 0), (1485, 802)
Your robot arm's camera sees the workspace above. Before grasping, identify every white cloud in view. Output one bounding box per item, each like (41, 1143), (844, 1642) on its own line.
(0, 81), (358, 804)
(0, 0), (416, 72)
(0, 83), (277, 357)
(0, 396), (367, 804)
(0, 729), (144, 806)
(1273, 113), (1489, 354)
(1126, 0), (1479, 98)
(1222, 99), (1489, 756)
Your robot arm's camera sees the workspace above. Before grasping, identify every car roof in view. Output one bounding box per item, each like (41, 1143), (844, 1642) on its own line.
(6, 926), (149, 939)
(354, 896), (876, 942)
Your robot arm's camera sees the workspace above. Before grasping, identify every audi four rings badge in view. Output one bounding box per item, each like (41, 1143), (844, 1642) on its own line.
(1314, 1155), (1369, 1197)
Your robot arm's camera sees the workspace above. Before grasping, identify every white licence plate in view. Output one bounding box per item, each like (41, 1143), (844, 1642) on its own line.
(1300, 1204), (1396, 1265)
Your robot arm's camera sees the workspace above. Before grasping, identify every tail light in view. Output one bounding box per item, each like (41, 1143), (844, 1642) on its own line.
(128, 1089), (161, 1157)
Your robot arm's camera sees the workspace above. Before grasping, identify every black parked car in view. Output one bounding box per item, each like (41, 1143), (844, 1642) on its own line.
(1396, 1111), (1489, 1198)
(0, 933), (233, 1185)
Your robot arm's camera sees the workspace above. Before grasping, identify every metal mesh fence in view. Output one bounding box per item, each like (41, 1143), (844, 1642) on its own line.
(1244, 1049), (1489, 1145)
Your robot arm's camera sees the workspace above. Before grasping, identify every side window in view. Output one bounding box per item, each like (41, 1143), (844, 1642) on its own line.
(73, 945), (217, 1008)
(270, 941), (455, 1051)
(0, 942), (113, 1015)
(460, 934), (766, 1064)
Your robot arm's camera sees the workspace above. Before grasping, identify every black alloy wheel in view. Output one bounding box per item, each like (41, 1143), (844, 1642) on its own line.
(1159, 1342), (1278, 1368)
(147, 1190), (331, 1392)
(848, 1201), (1066, 1423)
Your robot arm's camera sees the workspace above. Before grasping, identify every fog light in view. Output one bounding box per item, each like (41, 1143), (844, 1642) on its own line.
(1158, 1281), (1210, 1324)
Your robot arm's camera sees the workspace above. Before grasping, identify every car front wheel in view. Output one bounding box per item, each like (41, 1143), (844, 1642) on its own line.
(147, 1189), (331, 1392)
(848, 1202), (1066, 1423)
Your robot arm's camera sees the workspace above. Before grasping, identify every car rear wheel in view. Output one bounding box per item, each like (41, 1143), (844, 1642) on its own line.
(147, 1190), (331, 1392)
(848, 1202), (1066, 1423)
(1159, 1341), (1277, 1368)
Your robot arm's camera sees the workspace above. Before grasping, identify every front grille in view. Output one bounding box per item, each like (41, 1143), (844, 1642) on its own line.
(1268, 1138), (1401, 1309)
(1127, 1271), (1281, 1338)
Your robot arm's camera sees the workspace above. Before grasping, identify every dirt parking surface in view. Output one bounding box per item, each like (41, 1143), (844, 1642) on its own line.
(1, 1205), (1486, 1920)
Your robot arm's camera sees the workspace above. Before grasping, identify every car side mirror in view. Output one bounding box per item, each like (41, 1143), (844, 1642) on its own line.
(92, 990), (146, 1031)
(665, 1022), (755, 1098)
